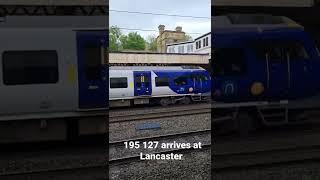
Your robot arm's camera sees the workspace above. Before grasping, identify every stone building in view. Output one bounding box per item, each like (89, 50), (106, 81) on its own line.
(156, 25), (187, 53)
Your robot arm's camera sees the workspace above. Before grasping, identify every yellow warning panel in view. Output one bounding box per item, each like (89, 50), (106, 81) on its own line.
(68, 64), (77, 83)
(129, 82), (134, 88)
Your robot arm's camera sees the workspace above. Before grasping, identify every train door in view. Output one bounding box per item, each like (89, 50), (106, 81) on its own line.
(259, 41), (290, 99)
(191, 72), (210, 94)
(134, 71), (152, 96)
(191, 73), (201, 94)
(285, 41), (313, 98)
(76, 31), (108, 109)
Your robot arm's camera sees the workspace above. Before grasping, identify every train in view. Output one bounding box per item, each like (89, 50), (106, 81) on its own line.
(212, 14), (320, 135)
(212, 14), (320, 104)
(109, 66), (211, 107)
(0, 16), (108, 143)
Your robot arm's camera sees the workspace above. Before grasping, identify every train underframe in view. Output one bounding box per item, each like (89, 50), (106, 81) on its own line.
(110, 94), (211, 107)
(213, 100), (320, 136)
(0, 112), (107, 144)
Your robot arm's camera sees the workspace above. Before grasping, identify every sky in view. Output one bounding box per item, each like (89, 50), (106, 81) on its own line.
(109, 0), (211, 40)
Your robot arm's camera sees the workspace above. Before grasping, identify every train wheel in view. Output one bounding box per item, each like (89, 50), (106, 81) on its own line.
(181, 96), (191, 105)
(159, 98), (171, 106)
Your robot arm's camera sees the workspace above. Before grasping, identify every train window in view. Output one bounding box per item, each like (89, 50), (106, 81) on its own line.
(155, 77), (169, 86)
(316, 47), (320, 57)
(110, 77), (128, 88)
(199, 75), (209, 81)
(84, 45), (101, 80)
(174, 76), (188, 86)
(2, 50), (58, 85)
(144, 76), (150, 87)
(255, 41), (309, 61)
(213, 48), (246, 76)
(135, 75), (150, 88)
(192, 74), (208, 81)
(135, 76), (142, 88)
(286, 42), (309, 60)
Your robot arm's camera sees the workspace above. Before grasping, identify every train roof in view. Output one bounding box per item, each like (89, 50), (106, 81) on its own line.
(212, 14), (304, 34)
(0, 16), (107, 29)
(109, 66), (205, 71)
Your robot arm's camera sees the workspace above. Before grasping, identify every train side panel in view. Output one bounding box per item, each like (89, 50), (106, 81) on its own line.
(0, 29), (78, 116)
(109, 70), (134, 100)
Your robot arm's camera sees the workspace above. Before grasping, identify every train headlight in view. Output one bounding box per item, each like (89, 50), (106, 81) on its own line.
(189, 87), (193, 93)
(251, 82), (264, 96)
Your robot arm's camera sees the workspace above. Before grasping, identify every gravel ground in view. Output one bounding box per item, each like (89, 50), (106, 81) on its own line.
(110, 148), (211, 180)
(109, 113), (211, 142)
(109, 103), (210, 117)
(0, 147), (105, 176)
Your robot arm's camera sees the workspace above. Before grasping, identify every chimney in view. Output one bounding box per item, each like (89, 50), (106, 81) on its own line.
(158, 25), (165, 34)
(175, 26), (182, 32)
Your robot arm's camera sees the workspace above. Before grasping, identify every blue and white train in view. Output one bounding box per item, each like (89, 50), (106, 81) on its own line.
(212, 14), (320, 133)
(212, 15), (320, 106)
(109, 66), (211, 107)
(0, 16), (108, 142)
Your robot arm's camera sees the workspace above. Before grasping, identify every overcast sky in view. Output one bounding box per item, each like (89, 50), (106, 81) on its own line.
(109, 0), (211, 40)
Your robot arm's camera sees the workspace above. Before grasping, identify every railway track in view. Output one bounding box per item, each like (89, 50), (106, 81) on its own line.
(109, 103), (211, 123)
(0, 164), (107, 180)
(0, 145), (106, 179)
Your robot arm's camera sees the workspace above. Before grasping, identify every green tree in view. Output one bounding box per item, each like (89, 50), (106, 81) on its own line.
(146, 35), (157, 52)
(183, 34), (193, 41)
(121, 32), (146, 50)
(109, 26), (123, 51)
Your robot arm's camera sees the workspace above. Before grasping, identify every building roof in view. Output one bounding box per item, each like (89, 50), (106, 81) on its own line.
(110, 66), (204, 71)
(167, 40), (194, 46)
(194, 32), (211, 41)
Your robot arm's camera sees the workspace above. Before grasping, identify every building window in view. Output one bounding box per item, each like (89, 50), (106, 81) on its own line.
(203, 38), (205, 47)
(110, 77), (128, 88)
(155, 77), (169, 86)
(2, 50), (58, 85)
(187, 44), (193, 53)
(199, 41), (201, 49)
(206, 37), (209, 47)
(178, 46), (184, 53)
